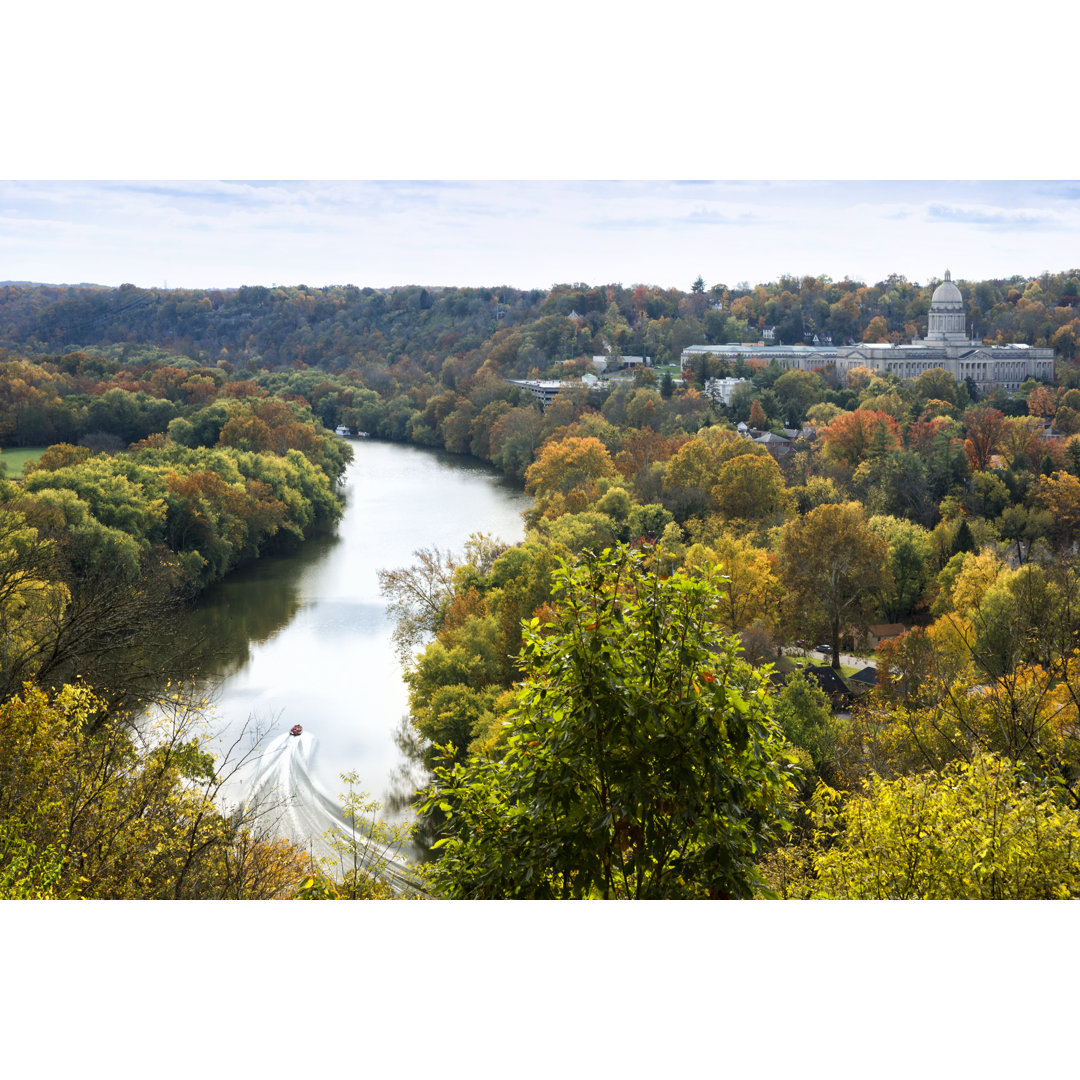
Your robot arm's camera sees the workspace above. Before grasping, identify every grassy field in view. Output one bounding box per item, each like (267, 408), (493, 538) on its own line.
(0, 447), (48, 478)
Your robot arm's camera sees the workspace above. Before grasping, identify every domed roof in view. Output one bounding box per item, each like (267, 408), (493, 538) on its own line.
(931, 269), (963, 306)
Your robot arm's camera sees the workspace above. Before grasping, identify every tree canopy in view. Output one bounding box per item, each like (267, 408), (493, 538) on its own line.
(419, 544), (799, 899)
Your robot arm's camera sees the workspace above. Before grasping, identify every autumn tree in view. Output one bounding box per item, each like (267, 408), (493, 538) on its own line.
(683, 533), (783, 633)
(524, 435), (617, 510)
(0, 682), (306, 899)
(999, 416), (1045, 469)
(1031, 471), (1080, 549)
(711, 452), (789, 523)
(820, 409), (902, 469)
(662, 426), (767, 518)
(962, 406), (1007, 471)
(806, 754), (1080, 899)
(780, 502), (890, 666)
(862, 315), (890, 343)
(1027, 384), (1058, 420)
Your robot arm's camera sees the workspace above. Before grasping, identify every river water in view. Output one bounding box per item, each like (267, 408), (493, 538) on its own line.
(182, 439), (530, 862)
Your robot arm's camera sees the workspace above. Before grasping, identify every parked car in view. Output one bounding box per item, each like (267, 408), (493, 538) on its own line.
(817, 643), (832, 655)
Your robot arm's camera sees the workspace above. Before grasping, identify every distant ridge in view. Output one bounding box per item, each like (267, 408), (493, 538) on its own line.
(0, 280), (108, 287)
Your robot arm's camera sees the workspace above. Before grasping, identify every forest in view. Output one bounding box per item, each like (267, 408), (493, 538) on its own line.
(4, 268), (1080, 899)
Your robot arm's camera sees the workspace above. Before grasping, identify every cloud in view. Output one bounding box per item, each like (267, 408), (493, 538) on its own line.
(587, 205), (769, 231)
(925, 202), (1063, 228)
(4, 180), (1080, 291)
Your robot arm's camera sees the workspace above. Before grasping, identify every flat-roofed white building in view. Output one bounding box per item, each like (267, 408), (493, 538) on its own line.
(680, 343), (837, 372)
(506, 379), (565, 408)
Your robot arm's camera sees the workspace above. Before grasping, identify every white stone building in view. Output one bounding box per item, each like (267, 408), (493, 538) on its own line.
(835, 270), (1055, 392)
(680, 343), (837, 372)
(704, 376), (753, 406)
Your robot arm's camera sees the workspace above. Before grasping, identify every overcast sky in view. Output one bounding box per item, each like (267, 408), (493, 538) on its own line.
(4, 180), (1080, 294)
(3, 6), (1079, 297)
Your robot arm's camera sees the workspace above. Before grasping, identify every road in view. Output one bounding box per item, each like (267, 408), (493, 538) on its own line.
(783, 646), (873, 671)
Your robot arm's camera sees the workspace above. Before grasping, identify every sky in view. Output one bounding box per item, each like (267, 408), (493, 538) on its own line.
(5, 3), (1079, 297)
(4, 179), (1080, 294)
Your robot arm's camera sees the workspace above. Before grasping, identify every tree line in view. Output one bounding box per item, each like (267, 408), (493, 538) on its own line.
(7, 265), (1080, 898)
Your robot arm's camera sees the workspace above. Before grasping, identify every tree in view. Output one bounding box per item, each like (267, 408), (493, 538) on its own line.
(419, 545), (798, 899)
(662, 426), (766, 518)
(780, 502), (890, 666)
(711, 452), (789, 523)
(862, 315), (890, 343)
(317, 772), (414, 898)
(523, 436), (617, 502)
(962, 406), (1007, 471)
(773, 670), (845, 787)
(1031, 471), (1080, 549)
(853, 451), (932, 525)
(911, 368), (957, 406)
(808, 754), (1080, 899)
(868, 515), (934, 621)
(0, 682), (306, 899)
(772, 369), (823, 427)
(684, 533), (783, 633)
(377, 546), (459, 666)
(820, 409), (901, 469)
(1027, 384), (1058, 419)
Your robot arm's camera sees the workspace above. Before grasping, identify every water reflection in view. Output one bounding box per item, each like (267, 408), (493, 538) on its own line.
(181, 533), (340, 681)
(175, 440), (530, 840)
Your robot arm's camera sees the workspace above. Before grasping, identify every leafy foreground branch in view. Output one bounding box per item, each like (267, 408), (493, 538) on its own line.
(764, 753), (1080, 899)
(0, 682), (309, 899)
(297, 772), (417, 900)
(418, 544), (800, 899)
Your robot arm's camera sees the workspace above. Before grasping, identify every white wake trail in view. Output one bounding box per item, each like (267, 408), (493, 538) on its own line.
(241, 732), (422, 895)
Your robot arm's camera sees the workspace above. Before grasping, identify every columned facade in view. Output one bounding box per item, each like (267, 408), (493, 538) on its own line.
(835, 270), (1055, 392)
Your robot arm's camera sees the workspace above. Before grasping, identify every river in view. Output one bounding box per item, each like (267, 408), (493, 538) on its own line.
(180, 438), (531, 865)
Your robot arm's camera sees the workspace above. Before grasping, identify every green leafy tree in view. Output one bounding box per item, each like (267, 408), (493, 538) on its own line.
(319, 772), (415, 898)
(868, 515), (934, 622)
(809, 754), (1080, 899)
(419, 545), (799, 899)
(780, 502), (890, 666)
(772, 369), (823, 427)
(773, 670), (845, 787)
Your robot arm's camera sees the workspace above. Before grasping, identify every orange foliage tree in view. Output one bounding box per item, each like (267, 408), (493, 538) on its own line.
(962, 406), (1007, 471)
(524, 436), (617, 502)
(820, 409), (901, 468)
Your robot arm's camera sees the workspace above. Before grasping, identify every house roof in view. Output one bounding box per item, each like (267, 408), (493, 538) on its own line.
(804, 665), (850, 695)
(868, 623), (906, 638)
(849, 666), (879, 686)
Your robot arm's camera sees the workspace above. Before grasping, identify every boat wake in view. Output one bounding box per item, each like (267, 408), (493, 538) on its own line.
(240, 731), (423, 895)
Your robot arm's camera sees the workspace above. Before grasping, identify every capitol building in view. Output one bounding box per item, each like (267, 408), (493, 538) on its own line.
(681, 271), (1055, 393)
(834, 270), (1055, 392)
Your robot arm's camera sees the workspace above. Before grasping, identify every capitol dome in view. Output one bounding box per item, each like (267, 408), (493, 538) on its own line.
(925, 269), (969, 342)
(931, 269), (963, 307)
